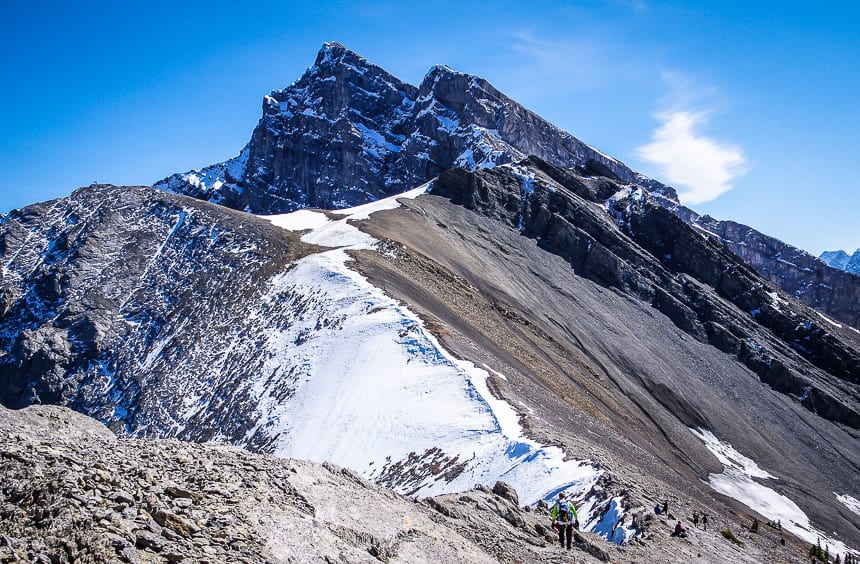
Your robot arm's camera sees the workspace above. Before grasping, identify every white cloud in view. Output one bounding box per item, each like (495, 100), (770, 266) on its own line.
(636, 111), (745, 204)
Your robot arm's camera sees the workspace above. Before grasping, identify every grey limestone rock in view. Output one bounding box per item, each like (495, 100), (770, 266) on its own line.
(154, 41), (857, 329)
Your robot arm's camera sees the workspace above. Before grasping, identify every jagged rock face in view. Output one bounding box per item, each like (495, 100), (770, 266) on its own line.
(685, 216), (860, 329)
(0, 185), (313, 447)
(155, 42), (676, 216)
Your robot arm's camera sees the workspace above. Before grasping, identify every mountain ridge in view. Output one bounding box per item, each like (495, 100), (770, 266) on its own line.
(3, 165), (859, 557)
(2, 42), (859, 561)
(154, 41), (859, 329)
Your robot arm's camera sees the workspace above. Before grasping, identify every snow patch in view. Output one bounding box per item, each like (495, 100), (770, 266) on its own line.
(258, 185), (632, 542)
(267, 210), (330, 232)
(836, 494), (860, 517)
(691, 428), (852, 556)
(815, 311), (843, 329)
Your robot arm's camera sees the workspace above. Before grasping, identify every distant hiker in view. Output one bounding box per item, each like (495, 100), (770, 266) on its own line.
(654, 503), (662, 515)
(551, 492), (579, 550)
(693, 511), (700, 527)
(671, 520), (688, 538)
(662, 500), (669, 515)
(700, 513), (709, 530)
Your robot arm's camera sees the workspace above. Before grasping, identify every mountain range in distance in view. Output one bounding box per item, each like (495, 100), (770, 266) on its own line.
(821, 249), (860, 275)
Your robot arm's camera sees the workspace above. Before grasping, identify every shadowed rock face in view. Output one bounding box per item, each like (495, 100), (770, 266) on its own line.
(428, 159), (860, 429)
(154, 42), (857, 331)
(0, 185), (315, 450)
(154, 42), (674, 216)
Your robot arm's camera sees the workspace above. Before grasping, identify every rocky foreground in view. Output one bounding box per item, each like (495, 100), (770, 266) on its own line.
(1, 405), (813, 563)
(0, 405), (611, 563)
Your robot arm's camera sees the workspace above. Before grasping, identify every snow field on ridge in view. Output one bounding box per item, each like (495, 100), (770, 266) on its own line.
(261, 187), (631, 536)
(690, 428), (854, 556)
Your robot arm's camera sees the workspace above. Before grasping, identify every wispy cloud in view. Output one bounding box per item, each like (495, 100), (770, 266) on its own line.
(497, 30), (646, 101)
(637, 110), (745, 204)
(501, 29), (746, 206)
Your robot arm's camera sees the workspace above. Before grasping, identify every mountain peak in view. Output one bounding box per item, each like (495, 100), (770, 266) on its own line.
(313, 41), (371, 71)
(820, 248), (860, 274)
(421, 62), (483, 88)
(321, 40), (347, 50)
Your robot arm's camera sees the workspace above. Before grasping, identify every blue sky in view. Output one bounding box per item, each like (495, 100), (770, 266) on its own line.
(1, 0), (858, 255)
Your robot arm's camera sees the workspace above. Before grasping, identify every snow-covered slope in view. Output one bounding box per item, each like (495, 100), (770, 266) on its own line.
(0, 182), (634, 542)
(257, 188), (630, 534)
(690, 428), (851, 556)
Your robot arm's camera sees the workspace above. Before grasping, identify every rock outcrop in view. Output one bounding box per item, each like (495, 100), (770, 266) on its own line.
(1, 405), (821, 563)
(0, 404), (620, 564)
(154, 42), (674, 215)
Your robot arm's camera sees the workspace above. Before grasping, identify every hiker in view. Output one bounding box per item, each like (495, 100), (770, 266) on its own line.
(693, 511), (700, 527)
(671, 520), (687, 538)
(662, 499), (669, 515)
(551, 492), (579, 550)
(654, 503), (662, 515)
(700, 513), (708, 530)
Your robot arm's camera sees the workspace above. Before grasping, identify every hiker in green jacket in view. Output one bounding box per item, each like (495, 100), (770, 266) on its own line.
(550, 492), (579, 550)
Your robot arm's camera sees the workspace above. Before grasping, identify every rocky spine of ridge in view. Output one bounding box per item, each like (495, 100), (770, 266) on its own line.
(153, 41), (858, 331)
(428, 158), (860, 429)
(1, 404), (625, 564)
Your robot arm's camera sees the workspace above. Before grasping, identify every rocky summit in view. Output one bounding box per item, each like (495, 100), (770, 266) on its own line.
(1, 41), (859, 564)
(155, 42), (859, 329)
